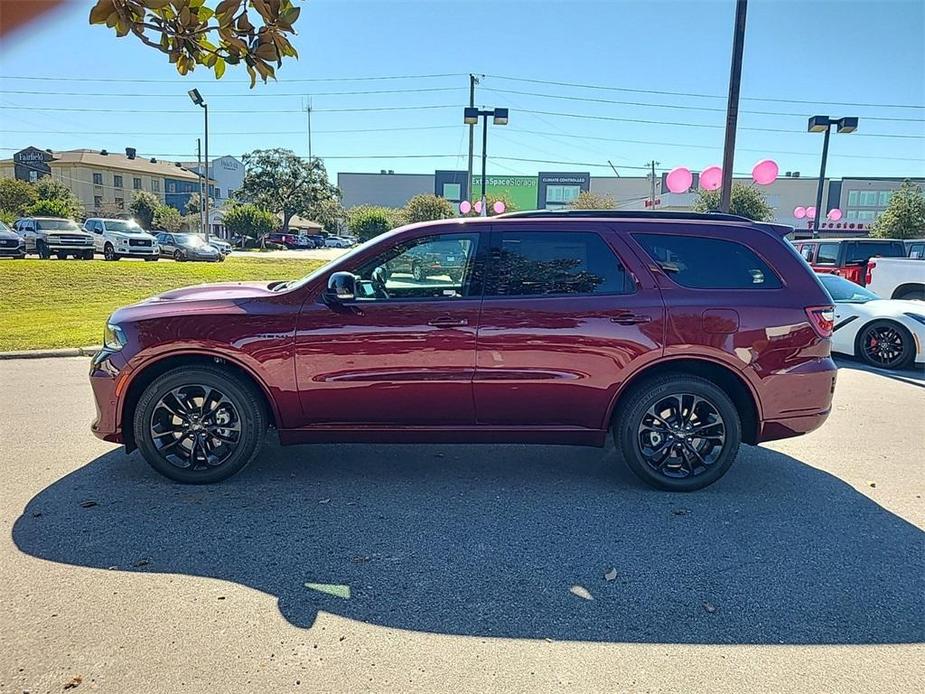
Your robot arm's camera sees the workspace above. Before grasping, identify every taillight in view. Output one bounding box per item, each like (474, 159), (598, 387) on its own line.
(865, 259), (876, 286)
(806, 306), (835, 338)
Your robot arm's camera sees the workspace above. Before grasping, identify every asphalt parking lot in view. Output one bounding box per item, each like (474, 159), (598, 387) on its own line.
(1, 358), (922, 693)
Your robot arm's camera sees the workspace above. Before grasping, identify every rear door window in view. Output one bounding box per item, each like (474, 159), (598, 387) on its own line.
(815, 243), (839, 265)
(799, 243), (816, 262)
(845, 241), (904, 263)
(486, 231), (632, 296)
(633, 233), (782, 289)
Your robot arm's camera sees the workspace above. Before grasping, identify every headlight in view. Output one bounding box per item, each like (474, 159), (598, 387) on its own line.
(103, 323), (127, 351)
(904, 313), (925, 326)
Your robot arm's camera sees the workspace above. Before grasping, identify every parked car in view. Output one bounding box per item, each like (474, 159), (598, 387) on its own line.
(865, 256), (925, 301)
(206, 237), (233, 257)
(306, 234), (327, 249)
(904, 239), (925, 258)
(84, 217), (159, 261)
(14, 216), (94, 259)
(324, 236), (352, 249)
(90, 210), (837, 491)
(0, 220), (26, 259)
(792, 238), (906, 286)
(818, 273), (924, 370)
(154, 232), (222, 262)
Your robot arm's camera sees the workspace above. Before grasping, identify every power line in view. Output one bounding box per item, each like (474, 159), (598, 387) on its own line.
(485, 74), (925, 110)
(0, 125), (460, 136)
(516, 108), (925, 139)
(0, 86), (462, 98)
(0, 104), (460, 114)
(481, 87), (925, 123)
(0, 72), (466, 84)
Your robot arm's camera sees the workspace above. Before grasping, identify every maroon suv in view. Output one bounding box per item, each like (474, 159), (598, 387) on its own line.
(90, 211), (837, 491)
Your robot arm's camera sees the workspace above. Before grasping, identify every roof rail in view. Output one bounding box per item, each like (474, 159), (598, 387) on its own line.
(498, 209), (755, 223)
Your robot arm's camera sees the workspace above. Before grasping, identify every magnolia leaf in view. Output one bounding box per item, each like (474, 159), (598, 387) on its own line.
(89, 0), (116, 24)
(214, 57), (226, 79)
(141, 0), (172, 9)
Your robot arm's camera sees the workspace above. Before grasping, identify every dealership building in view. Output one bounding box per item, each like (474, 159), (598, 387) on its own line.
(339, 169), (924, 236)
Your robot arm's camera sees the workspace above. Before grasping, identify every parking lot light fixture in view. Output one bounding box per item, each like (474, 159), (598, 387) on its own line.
(808, 114), (858, 238)
(463, 107), (509, 216)
(188, 89), (209, 241)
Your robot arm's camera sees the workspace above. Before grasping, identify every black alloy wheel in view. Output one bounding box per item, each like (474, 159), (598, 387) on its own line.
(615, 374), (742, 492)
(858, 320), (914, 370)
(135, 367), (267, 483)
(174, 249), (185, 262)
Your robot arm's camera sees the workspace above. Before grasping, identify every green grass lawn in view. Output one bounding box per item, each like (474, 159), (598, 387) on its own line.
(0, 257), (327, 351)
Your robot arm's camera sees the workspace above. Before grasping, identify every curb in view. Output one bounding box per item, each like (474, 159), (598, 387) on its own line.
(0, 346), (100, 360)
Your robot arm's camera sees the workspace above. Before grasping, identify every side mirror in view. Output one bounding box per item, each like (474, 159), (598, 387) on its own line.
(325, 271), (357, 303)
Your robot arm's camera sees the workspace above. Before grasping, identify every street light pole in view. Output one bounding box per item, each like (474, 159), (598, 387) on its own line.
(719, 0), (748, 213)
(808, 115), (858, 238)
(463, 106), (508, 217)
(188, 88), (210, 242)
(812, 123), (831, 238)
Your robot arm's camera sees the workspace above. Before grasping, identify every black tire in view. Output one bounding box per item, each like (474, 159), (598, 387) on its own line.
(613, 374), (742, 492)
(134, 366), (268, 484)
(82, 251), (94, 260)
(56, 251), (68, 260)
(104, 243), (119, 261)
(856, 319), (915, 370)
(145, 256), (159, 262)
(412, 262), (425, 281)
(174, 250), (185, 262)
(37, 241), (50, 260)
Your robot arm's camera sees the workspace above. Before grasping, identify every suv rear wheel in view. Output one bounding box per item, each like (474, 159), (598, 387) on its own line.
(134, 366), (268, 484)
(614, 374), (742, 491)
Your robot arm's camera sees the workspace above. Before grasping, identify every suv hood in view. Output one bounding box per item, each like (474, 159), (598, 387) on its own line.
(153, 282), (276, 302)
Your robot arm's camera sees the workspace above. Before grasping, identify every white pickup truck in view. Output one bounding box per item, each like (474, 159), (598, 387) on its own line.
(866, 257), (925, 301)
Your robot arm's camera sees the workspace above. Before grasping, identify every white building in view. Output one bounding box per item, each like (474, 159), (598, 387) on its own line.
(180, 155), (245, 206)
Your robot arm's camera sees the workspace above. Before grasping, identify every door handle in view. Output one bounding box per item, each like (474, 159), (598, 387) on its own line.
(428, 317), (469, 327)
(610, 313), (652, 325)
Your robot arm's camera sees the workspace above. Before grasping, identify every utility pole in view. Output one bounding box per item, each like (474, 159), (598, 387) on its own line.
(719, 0), (748, 212)
(197, 138), (205, 236)
(466, 74), (479, 204)
(305, 96), (313, 162)
(647, 160), (660, 207)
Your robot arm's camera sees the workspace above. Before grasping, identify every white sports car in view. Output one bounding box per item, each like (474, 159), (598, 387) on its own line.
(818, 274), (925, 370)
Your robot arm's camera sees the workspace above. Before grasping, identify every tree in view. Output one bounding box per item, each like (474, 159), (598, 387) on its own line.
(129, 191), (161, 229)
(568, 190), (616, 210)
(26, 199), (74, 218)
(153, 203), (183, 231)
(184, 192), (213, 215)
(311, 196), (346, 233)
(0, 178), (38, 216)
(870, 180), (925, 240)
(88, 0), (301, 87)
(32, 177), (85, 220)
(693, 183), (773, 222)
(402, 193), (456, 224)
(237, 149), (341, 232)
(222, 202), (276, 243)
(346, 205), (402, 241)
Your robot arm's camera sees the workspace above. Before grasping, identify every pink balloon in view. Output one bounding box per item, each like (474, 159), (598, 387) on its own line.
(806, 206), (816, 220)
(793, 206), (806, 219)
(492, 200), (506, 214)
(751, 159), (779, 185)
(827, 208), (843, 221)
(474, 200), (482, 214)
(665, 166), (693, 194)
(458, 200), (471, 214)
(700, 165), (723, 191)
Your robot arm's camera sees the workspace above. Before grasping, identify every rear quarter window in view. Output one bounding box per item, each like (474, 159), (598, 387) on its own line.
(633, 233), (782, 289)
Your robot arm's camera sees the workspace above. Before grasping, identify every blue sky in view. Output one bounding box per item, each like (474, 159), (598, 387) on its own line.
(1, 0), (923, 181)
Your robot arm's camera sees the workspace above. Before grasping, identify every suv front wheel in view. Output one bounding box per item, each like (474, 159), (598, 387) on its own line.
(134, 366), (268, 484)
(614, 374), (742, 492)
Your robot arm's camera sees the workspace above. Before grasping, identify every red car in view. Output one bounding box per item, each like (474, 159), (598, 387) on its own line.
(90, 211), (837, 491)
(792, 237), (906, 286)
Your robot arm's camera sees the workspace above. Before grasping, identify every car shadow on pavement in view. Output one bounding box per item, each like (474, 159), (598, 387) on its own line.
(12, 440), (924, 645)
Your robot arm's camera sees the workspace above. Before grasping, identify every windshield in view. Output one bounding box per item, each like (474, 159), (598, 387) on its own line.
(0, 220), (9, 232)
(105, 220), (144, 234)
(819, 274), (880, 303)
(175, 234), (207, 246)
(36, 219), (80, 231)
